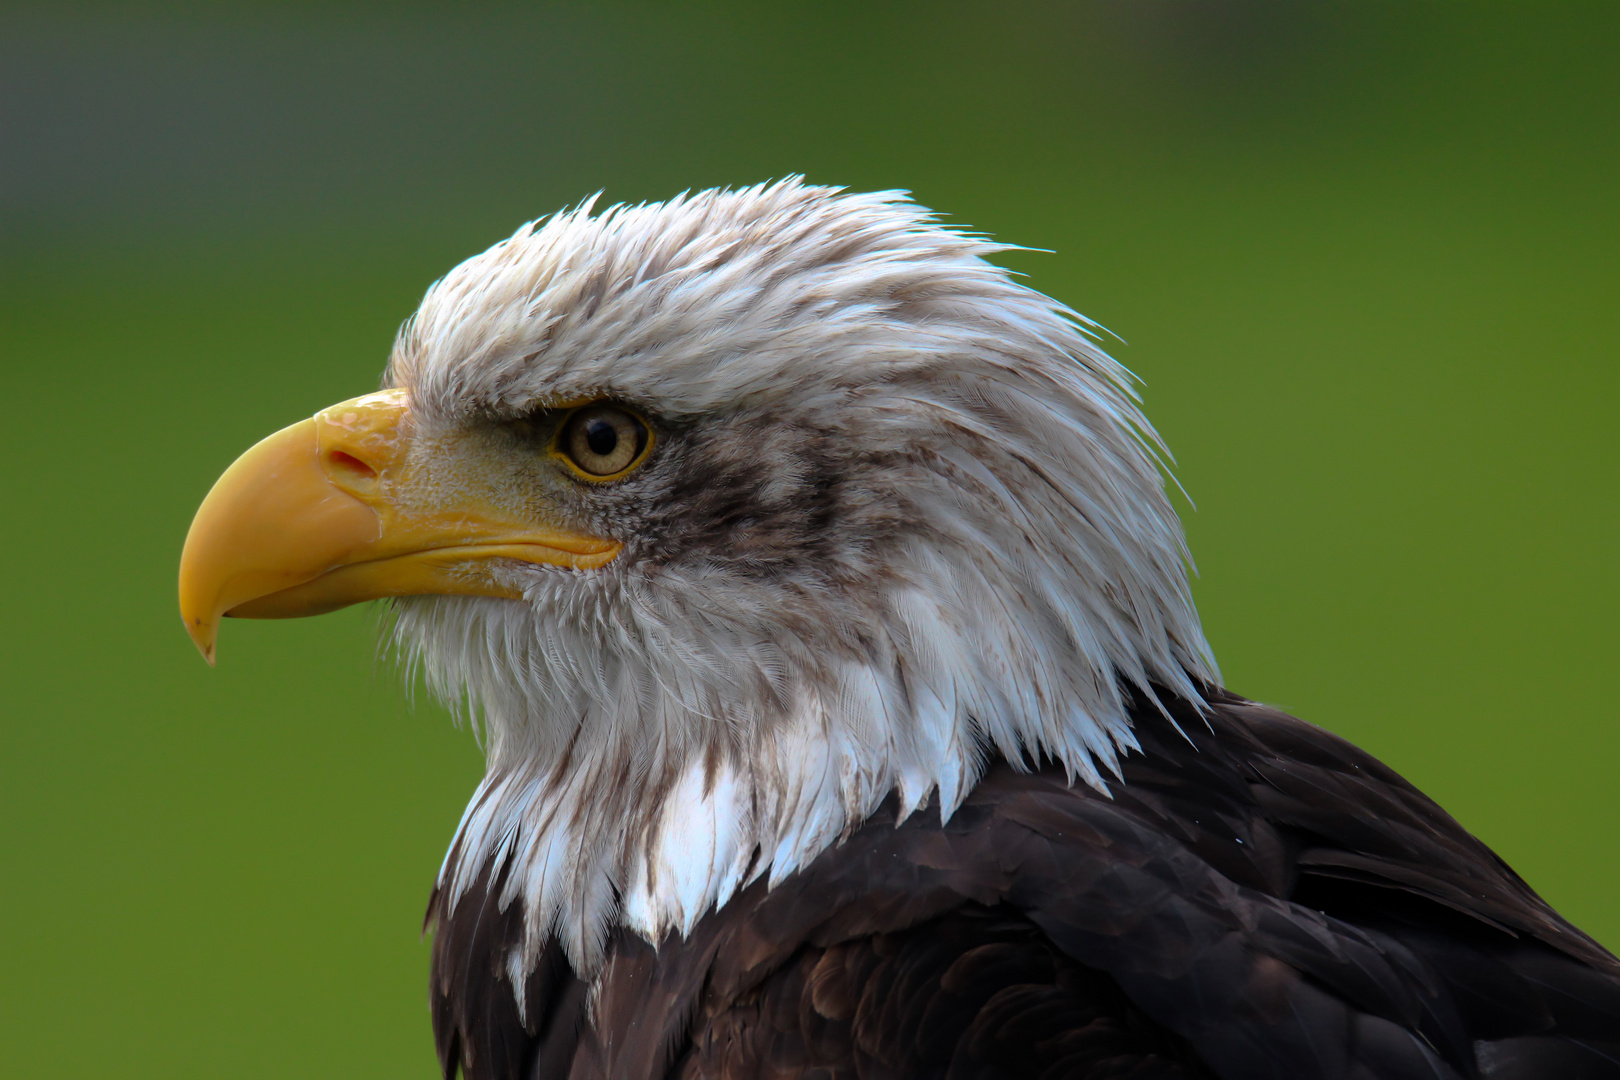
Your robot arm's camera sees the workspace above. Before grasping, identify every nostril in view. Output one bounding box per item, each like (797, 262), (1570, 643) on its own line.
(326, 450), (379, 481)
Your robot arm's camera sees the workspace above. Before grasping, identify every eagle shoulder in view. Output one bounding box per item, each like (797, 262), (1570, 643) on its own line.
(427, 690), (1620, 1079)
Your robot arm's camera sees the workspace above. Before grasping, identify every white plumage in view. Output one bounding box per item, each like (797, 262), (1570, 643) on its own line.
(384, 178), (1216, 980)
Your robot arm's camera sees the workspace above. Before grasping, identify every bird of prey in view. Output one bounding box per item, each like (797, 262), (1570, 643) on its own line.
(179, 180), (1619, 1079)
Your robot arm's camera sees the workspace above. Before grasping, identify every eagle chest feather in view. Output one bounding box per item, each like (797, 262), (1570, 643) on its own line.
(427, 692), (1620, 1080)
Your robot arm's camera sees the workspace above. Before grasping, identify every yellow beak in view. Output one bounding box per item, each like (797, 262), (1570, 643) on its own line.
(178, 389), (620, 664)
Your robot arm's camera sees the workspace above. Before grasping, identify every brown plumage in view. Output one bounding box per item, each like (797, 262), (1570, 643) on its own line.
(428, 688), (1620, 1079)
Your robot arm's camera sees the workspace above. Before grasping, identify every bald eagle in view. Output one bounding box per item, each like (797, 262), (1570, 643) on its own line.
(180, 181), (1618, 1079)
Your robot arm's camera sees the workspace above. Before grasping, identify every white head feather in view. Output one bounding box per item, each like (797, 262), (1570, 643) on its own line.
(383, 178), (1217, 984)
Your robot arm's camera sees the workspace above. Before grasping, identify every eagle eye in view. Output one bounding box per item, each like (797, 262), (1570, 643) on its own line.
(556, 404), (651, 480)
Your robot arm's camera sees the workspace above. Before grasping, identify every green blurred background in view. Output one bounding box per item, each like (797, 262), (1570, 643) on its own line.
(2, 3), (1616, 1076)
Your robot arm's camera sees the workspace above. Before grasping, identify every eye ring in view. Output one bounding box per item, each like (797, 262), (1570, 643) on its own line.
(553, 403), (653, 481)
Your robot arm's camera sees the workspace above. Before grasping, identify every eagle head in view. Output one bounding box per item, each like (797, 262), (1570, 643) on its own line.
(179, 179), (1215, 975)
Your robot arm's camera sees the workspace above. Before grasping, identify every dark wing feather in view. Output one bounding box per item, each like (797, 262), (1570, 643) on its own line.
(678, 908), (1213, 1080)
(426, 687), (1620, 1079)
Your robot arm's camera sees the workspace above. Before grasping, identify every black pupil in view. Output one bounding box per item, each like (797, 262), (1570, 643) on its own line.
(584, 417), (619, 457)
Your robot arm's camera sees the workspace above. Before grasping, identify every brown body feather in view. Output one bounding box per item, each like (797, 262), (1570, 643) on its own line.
(427, 689), (1620, 1079)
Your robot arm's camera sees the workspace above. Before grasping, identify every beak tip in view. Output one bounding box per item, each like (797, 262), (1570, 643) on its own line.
(183, 614), (219, 667)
